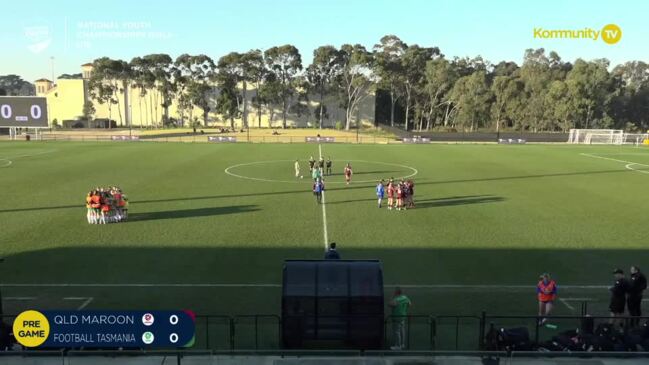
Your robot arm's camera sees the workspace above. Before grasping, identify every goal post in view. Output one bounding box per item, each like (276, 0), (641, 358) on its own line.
(568, 129), (624, 144)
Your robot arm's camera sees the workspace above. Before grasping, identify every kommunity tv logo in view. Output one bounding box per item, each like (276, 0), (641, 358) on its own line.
(534, 24), (622, 44)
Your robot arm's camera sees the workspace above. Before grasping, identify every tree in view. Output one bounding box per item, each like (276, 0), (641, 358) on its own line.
(0, 75), (35, 96)
(373, 35), (407, 127)
(215, 87), (240, 129)
(518, 49), (553, 132)
(338, 44), (377, 130)
(82, 101), (95, 122)
(88, 57), (130, 128)
(257, 75), (283, 127)
(490, 75), (523, 132)
(566, 59), (614, 129)
(216, 52), (244, 127)
(423, 57), (458, 129)
(143, 54), (174, 126)
(401, 45), (439, 130)
(449, 71), (492, 131)
(57, 73), (83, 79)
(176, 54), (216, 126)
(129, 57), (151, 127)
(264, 45), (302, 128)
(242, 50), (267, 128)
(544, 80), (575, 131)
(307, 46), (342, 128)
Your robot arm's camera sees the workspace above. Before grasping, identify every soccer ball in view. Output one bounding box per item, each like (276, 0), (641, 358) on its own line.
(300, 175), (304, 179)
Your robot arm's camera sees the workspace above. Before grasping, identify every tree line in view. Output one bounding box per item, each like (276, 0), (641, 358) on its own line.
(86, 44), (377, 130)
(4, 35), (649, 132)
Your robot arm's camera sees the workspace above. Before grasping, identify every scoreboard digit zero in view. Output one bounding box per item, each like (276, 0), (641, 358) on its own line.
(0, 96), (49, 127)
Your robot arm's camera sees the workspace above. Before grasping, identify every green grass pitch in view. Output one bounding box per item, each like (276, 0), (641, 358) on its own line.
(1, 141), (648, 349)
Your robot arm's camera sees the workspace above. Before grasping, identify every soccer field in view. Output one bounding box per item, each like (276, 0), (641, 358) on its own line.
(1, 141), (648, 349)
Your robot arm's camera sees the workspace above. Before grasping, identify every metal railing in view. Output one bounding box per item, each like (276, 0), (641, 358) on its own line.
(2, 312), (649, 353)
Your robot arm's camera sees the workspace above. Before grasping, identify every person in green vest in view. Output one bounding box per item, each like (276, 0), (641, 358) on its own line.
(389, 287), (412, 350)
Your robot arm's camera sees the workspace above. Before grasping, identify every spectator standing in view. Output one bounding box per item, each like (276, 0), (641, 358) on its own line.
(324, 242), (340, 260)
(628, 265), (647, 326)
(389, 287), (412, 350)
(609, 268), (628, 326)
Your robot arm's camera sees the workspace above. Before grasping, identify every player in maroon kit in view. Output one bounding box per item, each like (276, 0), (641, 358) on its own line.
(344, 163), (353, 185)
(386, 179), (395, 210)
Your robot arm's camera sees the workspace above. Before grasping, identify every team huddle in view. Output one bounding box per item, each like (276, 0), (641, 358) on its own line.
(85, 187), (129, 224)
(376, 178), (415, 210)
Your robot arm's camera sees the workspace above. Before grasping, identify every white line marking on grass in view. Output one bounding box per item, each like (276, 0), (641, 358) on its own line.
(224, 159), (417, 184)
(5, 297), (37, 300)
(0, 283), (611, 289)
(0, 149), (57, 168)
(581, 153), (649, 176)
(625, 163), (649, 174)
(559, 298), (575, 311)
(64, 297), (94, 310)
(319, 144), (329, 251)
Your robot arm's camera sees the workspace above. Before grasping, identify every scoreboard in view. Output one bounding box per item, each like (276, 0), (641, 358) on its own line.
(13, 310), (195, 349)
(0, 96), (49, 128)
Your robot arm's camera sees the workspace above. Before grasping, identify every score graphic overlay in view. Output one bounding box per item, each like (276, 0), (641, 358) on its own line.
(13, 310), (195, 348)
(0, 97), (48, 127)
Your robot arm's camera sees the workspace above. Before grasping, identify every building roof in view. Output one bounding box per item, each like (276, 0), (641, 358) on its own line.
(35, 78), (52, 83)
(81, 63), (93, 67)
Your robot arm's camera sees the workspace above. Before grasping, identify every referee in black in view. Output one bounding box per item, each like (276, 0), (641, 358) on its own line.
(609, 268), (628, 327)
(628, 265), (647, 327)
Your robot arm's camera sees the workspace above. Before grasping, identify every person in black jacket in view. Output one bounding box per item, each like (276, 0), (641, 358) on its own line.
(324, 242), (340, 260)
(628, 265), (647, 326)
(609, 268), (628, 327)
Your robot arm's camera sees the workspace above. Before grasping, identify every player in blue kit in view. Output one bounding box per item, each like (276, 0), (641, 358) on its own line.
(376, 180), (385, 208)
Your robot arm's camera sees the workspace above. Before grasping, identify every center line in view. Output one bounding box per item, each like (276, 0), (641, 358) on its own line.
(318, 144), (329, 251)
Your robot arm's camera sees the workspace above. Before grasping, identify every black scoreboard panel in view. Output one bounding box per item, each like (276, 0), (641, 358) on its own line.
(0, 96), (49, 127)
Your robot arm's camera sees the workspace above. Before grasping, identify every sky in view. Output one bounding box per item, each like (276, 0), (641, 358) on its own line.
(1, 0), (647, 82)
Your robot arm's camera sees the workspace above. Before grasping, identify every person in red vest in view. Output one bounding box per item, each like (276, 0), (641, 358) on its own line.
(537, 273), (557, 325)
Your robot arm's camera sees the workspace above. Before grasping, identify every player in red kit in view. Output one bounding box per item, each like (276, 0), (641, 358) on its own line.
(386, 180), (395, 210)
(396, 184), (403, 210)
(344, 163), (353, 185)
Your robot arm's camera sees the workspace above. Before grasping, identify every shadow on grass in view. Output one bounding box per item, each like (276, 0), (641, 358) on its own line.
(0, 168), (632, 214)
(128, 205), (259, 222)
(326, 195), (504, 208)
(2, 246), (648, 351)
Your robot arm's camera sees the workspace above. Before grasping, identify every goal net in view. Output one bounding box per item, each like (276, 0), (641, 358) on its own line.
(622, 133), (649, 146)
(568, 129), (624, 144)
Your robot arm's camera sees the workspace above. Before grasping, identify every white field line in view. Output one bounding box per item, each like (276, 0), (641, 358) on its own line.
(626, 163), (649, 174)
(0, 149), (57, 168)
(64, 297), (94, 310)
(5, 297), (37, 300)
(0, 283), (611, 289)
(224, 159), (417, 185)
(318, 144), (329, 251)
(559, 298), (575, 311)
(580, 153), (649, 176)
